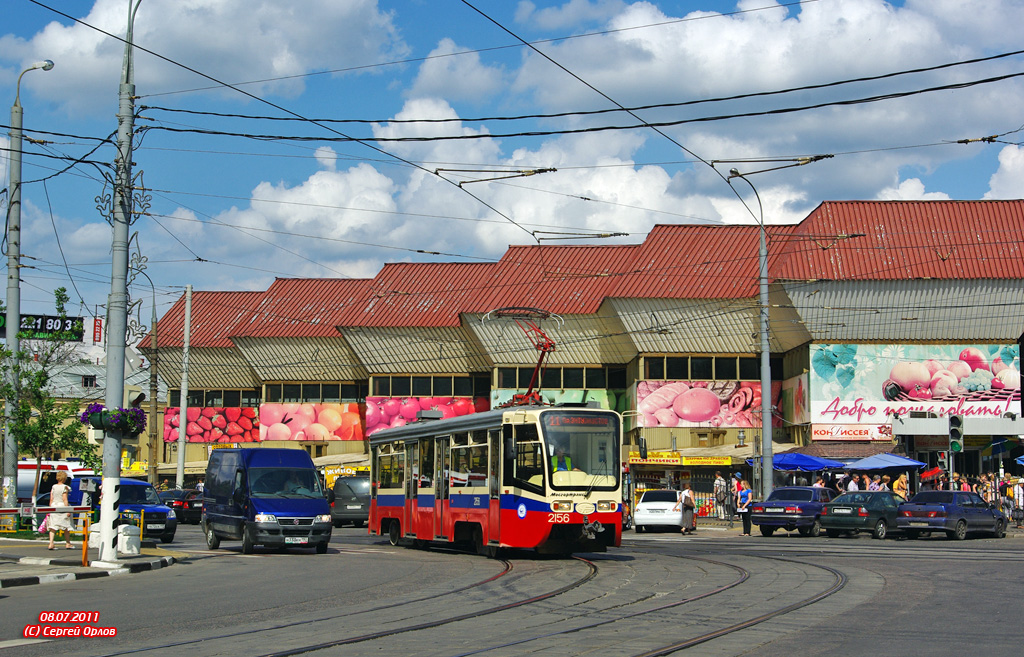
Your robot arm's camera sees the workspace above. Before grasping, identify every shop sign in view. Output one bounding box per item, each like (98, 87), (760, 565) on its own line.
(811, 424), (893, 442)
(628, 451), (681, 465)
(680, 457), (732, 466)
(209, 443), (237, 455)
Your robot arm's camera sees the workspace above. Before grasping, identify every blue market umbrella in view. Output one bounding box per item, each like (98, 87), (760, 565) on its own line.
(845, 453), (926, 471)
(745, 452), (846, 472)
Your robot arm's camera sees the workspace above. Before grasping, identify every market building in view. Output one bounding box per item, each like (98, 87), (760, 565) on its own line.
(140, 200), (1024, 502)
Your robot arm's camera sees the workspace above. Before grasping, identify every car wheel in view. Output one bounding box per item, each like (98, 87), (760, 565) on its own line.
(161, 533), (175, 544)
(205, 523), (220, 550)
(949, 520), (968, 541)
(759, 526), (775, 537)
(315, 541), (328, 554)
(635, 525), (644, 533)
(388, 521), (401, 546)
(241, 527), (255, 554)
(333, 519), (343, 528)
(994, 519), (1006, 539)
(872, 519), (887, 540)
(807, 519), (821, 538)
(825, 528), (840, 538)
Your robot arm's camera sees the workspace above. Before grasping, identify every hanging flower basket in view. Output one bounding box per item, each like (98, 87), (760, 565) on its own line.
(79, 403), (147, 436)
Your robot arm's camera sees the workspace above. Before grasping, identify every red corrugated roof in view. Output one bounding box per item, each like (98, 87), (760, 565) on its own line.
(155, 291), (264, 348)
(773, 200), (1024, 281)
(336, 263), (498, 327)
(231, 278), (371, 338)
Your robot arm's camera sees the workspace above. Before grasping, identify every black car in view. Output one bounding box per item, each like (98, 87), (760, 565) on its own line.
(158, 489), (203, 524)
(330, 475), (370, 528)
(821, 490), (906, 539)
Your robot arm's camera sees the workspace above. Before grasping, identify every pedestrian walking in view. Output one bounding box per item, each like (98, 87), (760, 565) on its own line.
(680, 483), (696, 535)
(737, 480), (753, 536)
(46, 472), (73, 550)
(713, 472), (728, 519)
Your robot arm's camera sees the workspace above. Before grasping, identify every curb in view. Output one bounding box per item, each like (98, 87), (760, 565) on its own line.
(0, 555), (175, 589)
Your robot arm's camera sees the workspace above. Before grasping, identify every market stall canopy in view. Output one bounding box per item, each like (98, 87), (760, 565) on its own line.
(845, 453), (926, 471)
(1016, 455), (1024, 467)
(745, 452), (845, 471)
(920, 466), (944, 481)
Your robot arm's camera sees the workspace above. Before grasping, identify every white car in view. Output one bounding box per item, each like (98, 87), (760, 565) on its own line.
(633, 489), (683, 532)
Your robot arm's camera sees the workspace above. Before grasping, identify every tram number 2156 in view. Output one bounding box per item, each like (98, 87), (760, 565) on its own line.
(547, 513), (571, 523)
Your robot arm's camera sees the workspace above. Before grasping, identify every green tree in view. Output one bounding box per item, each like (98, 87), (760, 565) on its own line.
(1, 288), (98, 501)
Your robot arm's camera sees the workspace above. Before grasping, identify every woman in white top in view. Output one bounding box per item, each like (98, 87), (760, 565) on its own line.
(47, 472), (73, 550)
(680, 483), (696, 535)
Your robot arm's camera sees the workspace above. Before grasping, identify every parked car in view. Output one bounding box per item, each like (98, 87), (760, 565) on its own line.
(821, 490), (905, 539)
(159, 489), (203, 524)
(36, 476), (176, 543)
(896, 490), (1007, 540)
(750, 486), (835, 537)
(633, 489), (683, 532)
(330, 474), (370, 528)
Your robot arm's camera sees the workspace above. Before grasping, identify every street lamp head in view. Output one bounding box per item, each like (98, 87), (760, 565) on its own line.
(729, 168), (741, 179)
(33, 60), (56, 72)
(15, 59), (54, 106)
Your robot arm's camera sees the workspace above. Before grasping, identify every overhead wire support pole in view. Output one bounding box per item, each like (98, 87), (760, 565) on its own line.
(98, 0), (142, 564)
(728, 169), (773, 501)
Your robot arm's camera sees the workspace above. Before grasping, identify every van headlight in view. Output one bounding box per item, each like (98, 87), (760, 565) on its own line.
(254, 513), (278, 523)
(314, 514), (331, 524)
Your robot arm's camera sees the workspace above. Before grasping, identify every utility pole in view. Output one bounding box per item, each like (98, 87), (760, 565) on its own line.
(3, 59), (54, 508)
(176, 285), (191, 489)
(98, 0), (142, 563)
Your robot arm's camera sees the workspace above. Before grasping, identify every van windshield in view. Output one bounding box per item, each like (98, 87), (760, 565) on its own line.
(249, 468), (324, 498)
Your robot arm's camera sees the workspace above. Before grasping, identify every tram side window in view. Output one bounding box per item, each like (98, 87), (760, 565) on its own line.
(450, 445), (487, 488)
(502, 424), (544, 494)
(378, 454), (404, 489)
(419, 440), (435, 488)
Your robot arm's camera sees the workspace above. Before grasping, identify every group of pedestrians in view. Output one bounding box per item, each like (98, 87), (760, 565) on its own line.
(705, 471), (753, 535)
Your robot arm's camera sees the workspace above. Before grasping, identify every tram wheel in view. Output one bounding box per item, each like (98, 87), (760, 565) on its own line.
(388, 521), (401, 546)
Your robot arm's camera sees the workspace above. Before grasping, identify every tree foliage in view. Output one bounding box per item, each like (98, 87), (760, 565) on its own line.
(1, 288), (99, 500)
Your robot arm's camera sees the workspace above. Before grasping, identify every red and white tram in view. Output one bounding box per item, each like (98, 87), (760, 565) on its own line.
(369, 403), (622, 555)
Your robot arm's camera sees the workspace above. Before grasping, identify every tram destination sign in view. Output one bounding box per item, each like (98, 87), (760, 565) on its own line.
(0, 314), (85, 342)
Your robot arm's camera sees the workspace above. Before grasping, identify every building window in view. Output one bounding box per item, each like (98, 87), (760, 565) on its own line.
(82, 375), (97, 388)
(495, 366), (624, 390)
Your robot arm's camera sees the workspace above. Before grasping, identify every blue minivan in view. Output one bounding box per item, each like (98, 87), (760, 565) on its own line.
(44, 477), (177, 543)
(202, 448), (334, 554)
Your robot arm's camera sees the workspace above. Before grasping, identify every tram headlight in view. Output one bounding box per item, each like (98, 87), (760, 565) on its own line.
(597, 501), (616, 512)
(551, 501), (573, 512)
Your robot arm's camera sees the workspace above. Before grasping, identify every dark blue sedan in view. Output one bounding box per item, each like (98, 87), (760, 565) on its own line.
(750, 486), (835, 537)
(896, 490), (1007, 540)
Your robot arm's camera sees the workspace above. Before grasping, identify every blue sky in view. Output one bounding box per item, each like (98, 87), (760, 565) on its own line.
(2, 0), (1023, 336)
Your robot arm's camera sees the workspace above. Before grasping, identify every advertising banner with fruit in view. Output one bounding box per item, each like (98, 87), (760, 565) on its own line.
(633, 380), (782, 429)
(163, 407), (260, 443)
(365, 396), (490, 438)
(259, 403), (363, 441)
(810, 343), (1021, 424)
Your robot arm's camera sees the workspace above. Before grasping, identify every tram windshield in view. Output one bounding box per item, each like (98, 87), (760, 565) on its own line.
(541, 410), (620, 491)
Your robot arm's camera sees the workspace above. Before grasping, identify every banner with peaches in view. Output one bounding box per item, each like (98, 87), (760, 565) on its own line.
(258, 403), (363, 441)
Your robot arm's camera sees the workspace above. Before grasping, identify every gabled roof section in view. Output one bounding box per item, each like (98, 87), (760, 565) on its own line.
(773, 200), (1024, 281)
(611, 224), (795, 299)
(477, 244), (642, 314)
(155, 291), (263, 348)
(231, 278), (371, 338)
(336, 262), (498, 328)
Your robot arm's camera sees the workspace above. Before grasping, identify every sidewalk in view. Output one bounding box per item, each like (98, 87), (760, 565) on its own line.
(685, 515), (1024, 536)
(0, 538), (179, 589)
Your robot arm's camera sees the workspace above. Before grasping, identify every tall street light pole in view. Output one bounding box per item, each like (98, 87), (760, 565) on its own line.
(98, 0), (142, 563)
(729, 169), (773, 501)
(3, 59), (54, 509)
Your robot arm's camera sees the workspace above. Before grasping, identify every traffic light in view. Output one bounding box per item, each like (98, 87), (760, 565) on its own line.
(937, 450), (948, 463)
(948, 415), (964, 453)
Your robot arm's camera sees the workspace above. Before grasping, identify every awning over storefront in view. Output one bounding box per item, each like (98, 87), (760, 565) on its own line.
(846, 453), (926, 471)
(629, 441), (799, 467)
(313, 453), (369, 469)
(745, 452), (845, 471)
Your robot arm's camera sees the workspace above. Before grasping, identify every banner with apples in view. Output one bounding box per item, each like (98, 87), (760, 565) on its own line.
(365, 396), (490, 438)
(810, 343), (1021, 424)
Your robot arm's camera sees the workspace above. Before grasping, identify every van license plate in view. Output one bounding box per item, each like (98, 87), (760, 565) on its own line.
(284, 537), (307, 544)
(146, 524), (164, 530)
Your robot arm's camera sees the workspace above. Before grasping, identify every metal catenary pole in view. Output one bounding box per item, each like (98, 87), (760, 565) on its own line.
(3, 60), (54, 508)
(176, 285), (191, 489)
(98, 0), (142, 563)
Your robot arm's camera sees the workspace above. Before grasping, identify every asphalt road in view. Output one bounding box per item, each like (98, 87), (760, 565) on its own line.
(1, 524), (1021, 656)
